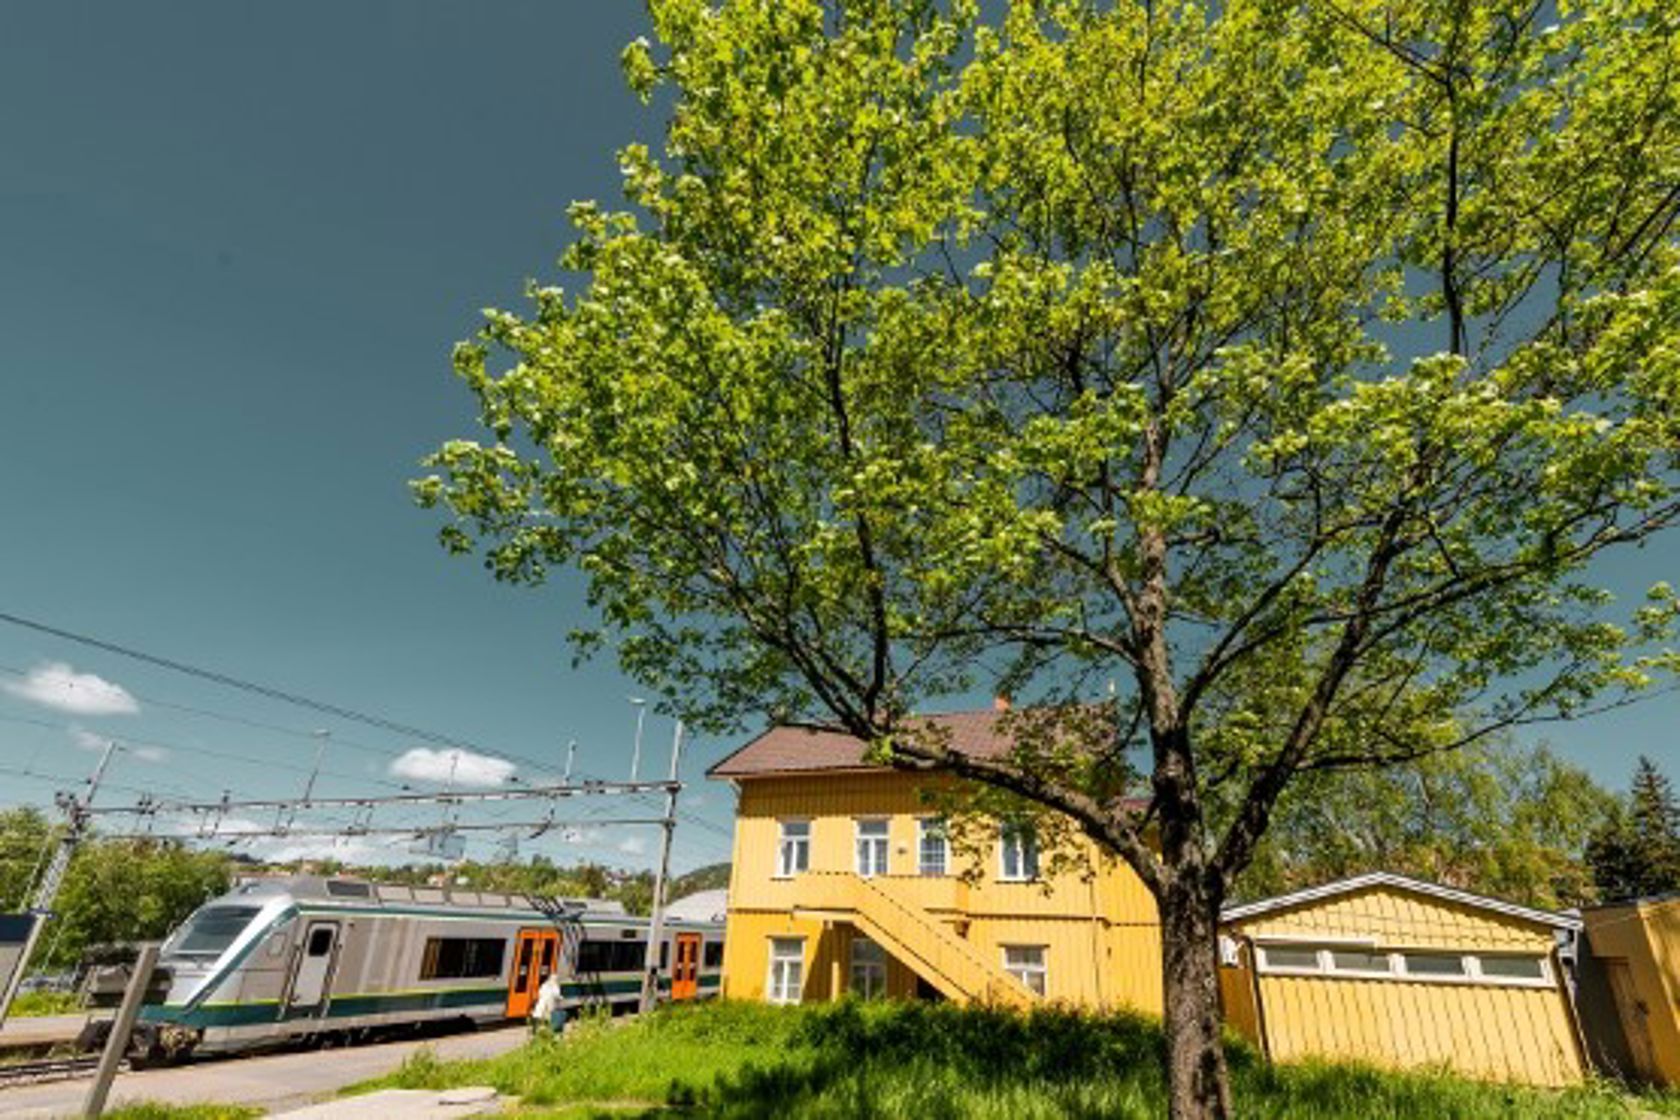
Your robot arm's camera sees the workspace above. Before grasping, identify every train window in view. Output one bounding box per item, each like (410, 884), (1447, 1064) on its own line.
(420, 937), (507, 980)
(703, 941), (724, 968)
(660, 942), (669, 969)
(325, 880), (372, 898)
(307, 928), (335, 957)
(577, 939), (645, 973)
(170, 906), (262, 958)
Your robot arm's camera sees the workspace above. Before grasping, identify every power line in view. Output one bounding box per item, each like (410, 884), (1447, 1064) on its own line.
(0, 711), (415, 798)
(0, 611), (569, 780)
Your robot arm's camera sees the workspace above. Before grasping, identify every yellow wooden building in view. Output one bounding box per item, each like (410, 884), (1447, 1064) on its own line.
(1218, 872), (1588, 1087)
(707, 711), (1163, 1012)
(1577, 894), (1680, 1086)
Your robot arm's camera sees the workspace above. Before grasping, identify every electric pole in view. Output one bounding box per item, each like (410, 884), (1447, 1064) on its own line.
(0, 741), (118, 1027)
(639, 720), (683, 1014)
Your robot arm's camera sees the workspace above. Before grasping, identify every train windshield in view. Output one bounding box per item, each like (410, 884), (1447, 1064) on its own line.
(167, 905), (263, 958)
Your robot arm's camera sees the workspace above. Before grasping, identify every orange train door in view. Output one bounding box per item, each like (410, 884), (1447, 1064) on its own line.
(671, 933), (701, 1001)
(506, 929), (559, 1018)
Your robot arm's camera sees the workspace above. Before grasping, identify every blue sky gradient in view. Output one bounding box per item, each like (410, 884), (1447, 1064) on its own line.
(0, 3), (1674, 876)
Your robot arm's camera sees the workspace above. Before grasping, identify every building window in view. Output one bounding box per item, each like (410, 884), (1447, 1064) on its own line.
(918, 818), (948, 877)
(998, 823), (1039, 881)
(856, 819), (889, 877)
(768, 937), (804, 1004)
(1401, 951), (1466, 978)
(1002, 945), (1047, 995)
(1251, 942), (1553, 989)
(1257, 945), (1324, 973)
(419, 937), (506, 980)
(850, 937), (887, 998)
(1329, 949), (1392, 976)
(777, 820), (811, 878)
(1475, 954), (1547, 982)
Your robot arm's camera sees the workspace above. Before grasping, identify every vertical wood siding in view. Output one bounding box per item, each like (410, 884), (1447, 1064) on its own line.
(1581, 898), (1680, 1085)
(1224, 885), (1586, 1087)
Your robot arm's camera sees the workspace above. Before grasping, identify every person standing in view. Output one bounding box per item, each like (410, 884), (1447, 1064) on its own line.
(531, 970), (566, 1036)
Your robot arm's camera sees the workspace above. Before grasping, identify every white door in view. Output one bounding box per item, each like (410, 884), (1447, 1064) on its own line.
(289, 922), (339, 1010)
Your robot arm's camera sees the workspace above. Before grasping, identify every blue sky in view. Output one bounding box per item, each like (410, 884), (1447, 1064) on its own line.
(0, 3), (1674, 877)
(0, 2), (736, 873)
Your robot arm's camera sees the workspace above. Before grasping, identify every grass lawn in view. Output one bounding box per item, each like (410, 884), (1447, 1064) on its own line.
(352, 1000), (1680, 1118)
(7, 990), (84, 1017)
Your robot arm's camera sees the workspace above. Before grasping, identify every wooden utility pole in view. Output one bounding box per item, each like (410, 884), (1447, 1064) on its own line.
(82, 943), (157, 1118)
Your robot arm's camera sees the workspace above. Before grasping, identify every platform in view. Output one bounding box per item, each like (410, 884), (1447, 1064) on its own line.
(0, 1011), (107, 1053)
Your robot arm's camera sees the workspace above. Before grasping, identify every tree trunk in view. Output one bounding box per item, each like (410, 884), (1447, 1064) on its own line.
(1159, 872), (1233, 1120)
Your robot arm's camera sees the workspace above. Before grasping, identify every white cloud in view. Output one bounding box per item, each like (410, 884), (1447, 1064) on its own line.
(617, 835), (648, 857)
(68, 725), (168, 763)
(389, 747), (515, 787)
(6, 662), (139, 716)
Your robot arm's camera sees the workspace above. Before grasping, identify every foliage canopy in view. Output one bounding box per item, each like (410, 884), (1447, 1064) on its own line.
(420, 1), (1680, 1113)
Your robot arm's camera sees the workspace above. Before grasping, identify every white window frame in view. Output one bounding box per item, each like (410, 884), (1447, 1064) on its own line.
(998, 823), (1039, 882)
(1001, 944), (1047, 995)
(776, 819), (811, 879)
(855, 818), (890, 878)
(1251, 940), (1554, 989)
(767, 937), (805, 1004)
(849, 937), (887, 999)
(917, 817), (948, 877)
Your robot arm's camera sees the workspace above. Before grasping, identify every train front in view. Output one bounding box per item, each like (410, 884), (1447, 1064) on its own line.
(133, 882), (298, 1062)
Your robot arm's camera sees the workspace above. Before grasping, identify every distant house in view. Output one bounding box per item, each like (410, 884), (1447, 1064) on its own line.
(1218, 872), (1587, 1087)
(706, 710), (1163, 1011)
(1576, 894), (1680, 1086)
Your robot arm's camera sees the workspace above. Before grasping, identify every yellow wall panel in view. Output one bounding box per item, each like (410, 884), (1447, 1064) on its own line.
(1224, 884), (1584, 1086)
(1253, 975), (1582, 1086)
(1582, 897), (1680, 1085)
(718, 770), (1162, 1015)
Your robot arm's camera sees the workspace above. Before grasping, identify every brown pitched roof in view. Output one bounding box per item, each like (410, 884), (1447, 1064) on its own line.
(707, 710), (1018, 779)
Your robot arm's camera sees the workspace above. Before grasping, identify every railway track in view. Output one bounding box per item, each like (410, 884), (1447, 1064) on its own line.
(0, 1054), (107, 1087)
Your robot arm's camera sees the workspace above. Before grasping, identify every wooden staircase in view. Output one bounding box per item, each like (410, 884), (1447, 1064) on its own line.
(792, 871), (1040, 1008)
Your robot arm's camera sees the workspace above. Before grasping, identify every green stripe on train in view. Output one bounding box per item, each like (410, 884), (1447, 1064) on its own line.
(141, 972), (721, 1028)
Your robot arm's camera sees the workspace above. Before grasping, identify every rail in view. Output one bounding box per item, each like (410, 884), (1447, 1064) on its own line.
(0, 1055), (105, 1087)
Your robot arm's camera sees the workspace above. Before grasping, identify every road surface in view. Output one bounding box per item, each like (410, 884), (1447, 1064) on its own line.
(0, 1025), (527, 1118)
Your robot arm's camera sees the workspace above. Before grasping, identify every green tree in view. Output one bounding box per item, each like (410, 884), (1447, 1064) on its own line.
(1237, 741), (1613, 910)
(1587, 755), (1680, 901)
(0, 807), (54, 913)
(419, 2), (1680, 1114)
(43, 840), (231, 969)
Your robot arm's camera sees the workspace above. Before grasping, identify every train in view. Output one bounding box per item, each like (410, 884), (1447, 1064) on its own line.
(128, 875), (724, 1063)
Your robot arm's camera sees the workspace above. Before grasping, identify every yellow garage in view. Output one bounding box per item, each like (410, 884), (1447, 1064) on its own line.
(1578, 894), (1680, 1086)
(1219, 872), (1587, 1087)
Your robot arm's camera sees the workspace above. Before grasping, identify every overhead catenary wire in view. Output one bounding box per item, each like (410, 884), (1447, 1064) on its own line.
(0, 612), (571, 781)
(1, 612), (736, 869)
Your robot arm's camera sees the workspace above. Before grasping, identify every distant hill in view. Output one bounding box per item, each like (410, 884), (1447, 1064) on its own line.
(670, 862), (731, 899)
